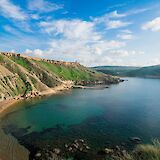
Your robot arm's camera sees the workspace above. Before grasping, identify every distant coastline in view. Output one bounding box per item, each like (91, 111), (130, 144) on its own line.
(93, 65), (160, 78)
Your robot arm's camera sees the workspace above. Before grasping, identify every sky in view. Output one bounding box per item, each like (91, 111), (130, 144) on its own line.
(0, 0), (160, 66)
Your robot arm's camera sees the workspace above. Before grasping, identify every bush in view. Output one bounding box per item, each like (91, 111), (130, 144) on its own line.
(133, 139), (160, 160)
(111, 140), (160, 160)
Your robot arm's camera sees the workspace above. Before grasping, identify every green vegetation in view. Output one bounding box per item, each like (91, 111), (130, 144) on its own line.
(0, 53), (118, 100)
(35, 60), (95, 81)
(93, 66), (140, 76)
(10, 56), (32, 71)
(112, 140), (160, 160)
(127, 65), (160, 78)
(93, 65), (160, 78)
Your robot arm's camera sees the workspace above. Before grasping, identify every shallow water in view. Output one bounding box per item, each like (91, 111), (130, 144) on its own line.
(1, 77), (160, 149)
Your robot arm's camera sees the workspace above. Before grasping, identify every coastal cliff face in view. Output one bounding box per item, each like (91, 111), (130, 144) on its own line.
(0, 52), (119, 101)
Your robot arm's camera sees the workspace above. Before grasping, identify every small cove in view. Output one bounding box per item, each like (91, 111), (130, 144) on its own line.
(1, 77), (160, 153)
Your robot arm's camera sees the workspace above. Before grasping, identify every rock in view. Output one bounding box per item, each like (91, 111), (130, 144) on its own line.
(74, 139), (78, 143)
(78, 139), (84, 143)
(104, 148), (114, 154)
(35, 152), (41, 157)
(79, 147), (83, 151)
(53, 148), (61, 155)
(73, 143), (79, 149)
(122, 150), (127, 156)
(64, 144), (68, 148)
(85, 146), (90, 150)
(130, 137), (141, 143)
(115, 146), (120, 151)
(50, 152), (59, 160)
(68, 147), (72, 151)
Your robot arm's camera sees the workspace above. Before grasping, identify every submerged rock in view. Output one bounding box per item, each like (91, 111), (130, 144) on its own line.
(130, 137), (141, 143)
(35, 152), (41, 157)
(104, 148), (114, 154)
(65, 139), (90, 153)
(53, 148), (61, 155)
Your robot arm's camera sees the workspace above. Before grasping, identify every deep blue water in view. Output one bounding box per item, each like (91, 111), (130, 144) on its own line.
(1, 77), (160, 149)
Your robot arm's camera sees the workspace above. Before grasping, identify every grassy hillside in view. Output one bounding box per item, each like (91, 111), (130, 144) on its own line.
(93, 66), (140, 76)
(93, 65), (160, 78)
(128, 65), (160, 78)
(0, 52), (119, 100)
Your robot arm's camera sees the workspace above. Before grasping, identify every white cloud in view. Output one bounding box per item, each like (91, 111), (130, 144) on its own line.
(108, 50), (144, 57)
(40, 19), (101, 41)
(142, 17), (160, 31)
(109, 10), (126, 18)
(117, 30), (135, 40)
(28, 18), (129, 66)
(0, 0), (27, 20)
(25, 49), (43, 57)
(28, 0), (63, 13)
(145, 58), (160, 66)
(117, 34), (135, 40)
(107, 20), (132, 29)
(39, 19), (125, 54)
(24, 48), (145, 66)
(3, 25), (17, 33)
(120, 29), (132, 34)
(30, 14), (40, 20)
(92, 7), (153, 30)
(127, 7), (152, 16)
(92, 11), (132, 30)
(92, 10), (127, 26)
(49, 39), (125, 56)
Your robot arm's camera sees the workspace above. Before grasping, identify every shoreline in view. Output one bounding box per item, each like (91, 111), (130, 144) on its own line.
(73, 84), (109, 89)
(0, 81), (115, 116)
(0, 99), (19, 115)
(0, 81), (73, 116)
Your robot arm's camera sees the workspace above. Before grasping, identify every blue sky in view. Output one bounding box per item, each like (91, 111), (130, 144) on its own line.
(0, 0), (160, 66)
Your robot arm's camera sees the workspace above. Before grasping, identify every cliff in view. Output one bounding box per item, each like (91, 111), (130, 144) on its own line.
(0, 52), (119, 101)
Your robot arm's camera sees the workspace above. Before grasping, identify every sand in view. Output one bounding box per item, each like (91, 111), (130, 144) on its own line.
(0, 99), (18, 114)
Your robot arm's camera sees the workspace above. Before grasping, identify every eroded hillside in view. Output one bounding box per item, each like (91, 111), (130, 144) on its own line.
(0, 52), (119, 101)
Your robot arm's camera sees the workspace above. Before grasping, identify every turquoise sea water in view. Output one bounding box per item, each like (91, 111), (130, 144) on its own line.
(1, 78), (160, 149)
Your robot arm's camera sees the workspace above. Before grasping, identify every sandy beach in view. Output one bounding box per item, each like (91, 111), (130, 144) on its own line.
(0, 99), (19, 114)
